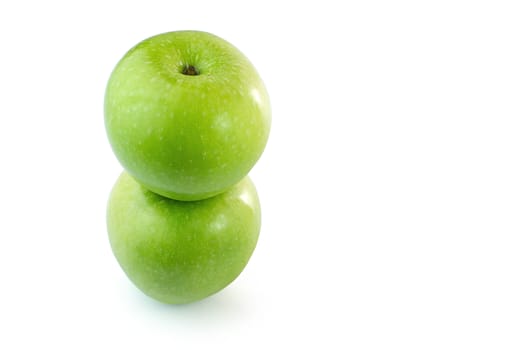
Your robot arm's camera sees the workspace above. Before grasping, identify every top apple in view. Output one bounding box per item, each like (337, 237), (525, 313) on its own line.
(104, 31), (271, 201)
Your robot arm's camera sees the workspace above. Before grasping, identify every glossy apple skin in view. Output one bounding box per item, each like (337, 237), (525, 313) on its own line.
(107, 172), (261, 304)
(104, 31), (271, 201)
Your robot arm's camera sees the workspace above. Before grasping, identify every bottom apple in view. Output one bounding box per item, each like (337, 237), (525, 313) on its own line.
(107, 172), (261, 304)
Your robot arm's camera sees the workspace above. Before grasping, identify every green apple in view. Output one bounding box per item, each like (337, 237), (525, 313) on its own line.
(104, 31), (271, 201)
(107, 172), (261, 304)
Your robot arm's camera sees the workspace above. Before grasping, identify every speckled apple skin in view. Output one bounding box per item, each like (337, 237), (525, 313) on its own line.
(107, 172), (261, 304)
(104, 31), (271, 201)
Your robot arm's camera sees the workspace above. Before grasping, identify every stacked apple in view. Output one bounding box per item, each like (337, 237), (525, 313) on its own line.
(104, 31), (271, 304)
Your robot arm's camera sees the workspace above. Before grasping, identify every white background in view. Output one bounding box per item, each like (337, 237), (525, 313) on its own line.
(1, 1), (524, 348)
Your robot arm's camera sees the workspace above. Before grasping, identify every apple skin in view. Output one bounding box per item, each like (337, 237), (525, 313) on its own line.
(104, 31), (271, 201)
(107, 172), (261, 304)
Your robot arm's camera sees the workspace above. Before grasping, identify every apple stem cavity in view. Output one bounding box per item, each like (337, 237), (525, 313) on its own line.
(181, 64), (199, 76)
